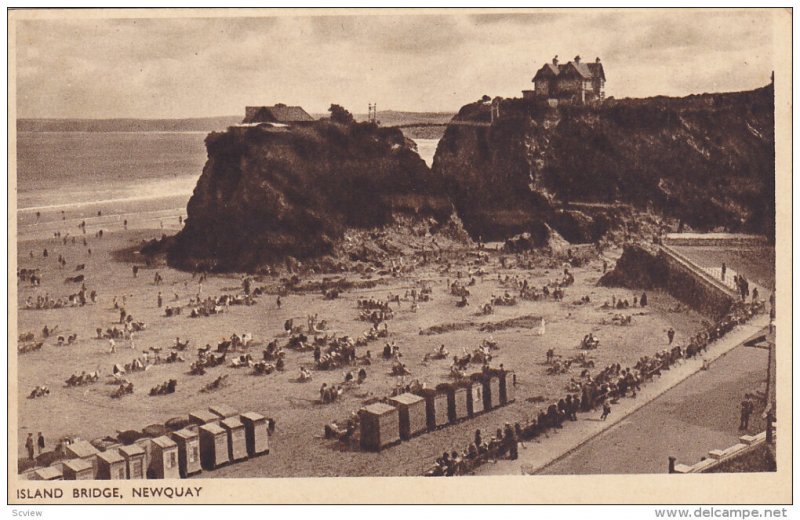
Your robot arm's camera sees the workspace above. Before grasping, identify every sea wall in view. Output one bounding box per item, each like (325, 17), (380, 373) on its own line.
(659, 246), (735, 319)
(600, 245), (735, 319)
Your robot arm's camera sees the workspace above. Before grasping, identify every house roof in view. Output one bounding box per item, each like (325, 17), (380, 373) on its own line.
(243, 104), (315, 124)
(532, 60), (605, 82)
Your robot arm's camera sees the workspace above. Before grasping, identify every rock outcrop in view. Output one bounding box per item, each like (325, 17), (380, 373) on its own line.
(166, 120), (451, 271)
(160, 84), (774, 272)
(433, 85), (775, 242)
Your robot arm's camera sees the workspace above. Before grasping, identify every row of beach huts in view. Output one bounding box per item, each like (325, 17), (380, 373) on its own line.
(24, 405), (270, 481)
(359, 370), (515, 451)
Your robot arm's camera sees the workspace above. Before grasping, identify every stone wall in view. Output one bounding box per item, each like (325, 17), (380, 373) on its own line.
(659, 247), (736, 319)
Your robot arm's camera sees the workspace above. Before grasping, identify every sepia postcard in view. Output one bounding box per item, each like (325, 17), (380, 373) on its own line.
(7, 7), (792, 504)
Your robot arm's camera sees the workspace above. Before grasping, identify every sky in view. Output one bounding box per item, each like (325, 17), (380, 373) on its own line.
(14, 9), (781, 119)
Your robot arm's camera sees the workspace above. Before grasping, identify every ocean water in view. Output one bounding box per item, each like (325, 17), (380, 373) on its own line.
(413, 138), (439, 167)
(15, 132), (441, 217)
(16, 131), (208, 212)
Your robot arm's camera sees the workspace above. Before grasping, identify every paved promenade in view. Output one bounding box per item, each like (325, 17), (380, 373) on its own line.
(474, 313), (769, 476)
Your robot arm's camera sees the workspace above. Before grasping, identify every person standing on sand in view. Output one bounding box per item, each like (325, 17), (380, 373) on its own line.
(157, 292), (162, 308)
(277, 296), (282, 309)
(37, 432), (45, 454)
(109, 338), (116, 353)
(25, 434), (35, 460)
(130, 332), (136, 350)
(667, 328), (675, 344)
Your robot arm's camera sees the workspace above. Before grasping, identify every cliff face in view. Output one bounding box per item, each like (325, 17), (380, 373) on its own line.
(433, 85), (775, 241)
(164, 85), (774, 272)
(167, 121), (451, 271)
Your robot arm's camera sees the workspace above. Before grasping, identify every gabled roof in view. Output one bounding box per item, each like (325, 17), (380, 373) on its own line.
(531, 59), (605, 83)
(586, 62), (606, 81)
(243, 104), (315, 124)
(532, 63), (560, 81)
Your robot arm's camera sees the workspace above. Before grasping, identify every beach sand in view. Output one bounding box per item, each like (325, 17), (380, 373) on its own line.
(15, 205), (708, 477)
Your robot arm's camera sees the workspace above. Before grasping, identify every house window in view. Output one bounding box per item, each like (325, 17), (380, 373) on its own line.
(132, 461), (142, 476)
(191, 446), (199, 462)
(168, 452), (177, 468)
(117, 467), (125, 479)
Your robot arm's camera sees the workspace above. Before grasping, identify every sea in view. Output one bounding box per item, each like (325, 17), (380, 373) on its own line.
(15, 131), (440, 235)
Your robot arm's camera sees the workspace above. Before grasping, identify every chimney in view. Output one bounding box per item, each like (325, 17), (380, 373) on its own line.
(574, 55), (581, 64)
(552, 55), (559, 66)
(596, 56), (601, 63)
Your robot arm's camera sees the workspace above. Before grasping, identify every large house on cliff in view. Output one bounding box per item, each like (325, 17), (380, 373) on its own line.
(526, 55), (605, 104)
(242, 104), (315, 125)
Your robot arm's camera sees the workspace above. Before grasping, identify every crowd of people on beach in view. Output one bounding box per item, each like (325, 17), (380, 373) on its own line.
(425, 298), (768, 476)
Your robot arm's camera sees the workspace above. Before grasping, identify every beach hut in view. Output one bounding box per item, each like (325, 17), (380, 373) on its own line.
(445, 384), (470, 423)
(31, 467), (63, 481)
(65, 440), (99, 478)
(189, 409), (219, 427)
(359, 402), (400, 452)
(239, 412), (269, 457)
(62, 458), (93, 480)
(170, 429), (202, 478)
(219, 417), (248, 462)
(468, 383), (484, 416)
(119, 444), (146, 479)
(388, 393), (427, 440)
(96, 449), (126, 480)
(483, 375), (501, 410)
(420, 389), (449, 430)
(499, 370), (516, 404)
(147, 436), (179, 479)
(199, 422), (230, 469)
(208, 404), (238, 420)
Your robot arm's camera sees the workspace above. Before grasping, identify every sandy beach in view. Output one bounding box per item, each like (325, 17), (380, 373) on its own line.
(15, 204), (714, 477)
